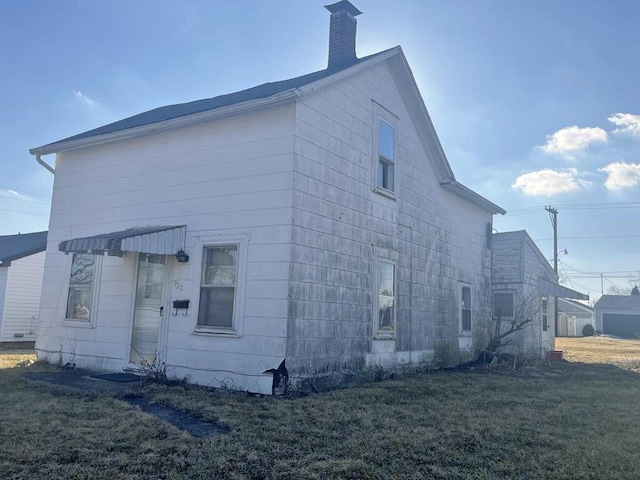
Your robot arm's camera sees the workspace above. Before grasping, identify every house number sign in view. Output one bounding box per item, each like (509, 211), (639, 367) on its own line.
(173, 280), (184, 291)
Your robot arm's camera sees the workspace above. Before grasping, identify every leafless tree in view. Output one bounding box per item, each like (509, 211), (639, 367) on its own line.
(486, 290), (543, 354)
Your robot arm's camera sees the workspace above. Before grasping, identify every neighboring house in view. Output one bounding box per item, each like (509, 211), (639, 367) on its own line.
(557, 298), (594, 337)
(594, 287), (640, 338)
(30, 1), (506, 393)
(492, 231), (587, 356)
(0, 231), (47, 343)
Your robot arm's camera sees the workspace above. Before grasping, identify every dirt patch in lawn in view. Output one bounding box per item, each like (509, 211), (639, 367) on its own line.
(23, 368), (230, 438)
(122, 394), (230, 438)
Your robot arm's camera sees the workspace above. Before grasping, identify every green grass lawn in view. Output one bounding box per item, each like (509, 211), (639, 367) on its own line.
(1, 340), (640, 479)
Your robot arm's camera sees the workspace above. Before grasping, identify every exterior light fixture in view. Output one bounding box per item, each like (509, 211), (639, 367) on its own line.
(175, 249), (189, 263)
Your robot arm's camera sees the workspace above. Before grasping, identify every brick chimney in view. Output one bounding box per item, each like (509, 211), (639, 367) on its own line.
(325, 0), (362, 70)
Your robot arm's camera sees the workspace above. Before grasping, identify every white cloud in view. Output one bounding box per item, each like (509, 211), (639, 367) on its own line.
(511, 168), (588, 196)
(1, 189), (26, 199)
(599, 162), (640, 190)
(539, 126), (608, 154)
(73, 90), (100, 110)
(608, 113), (640, 137)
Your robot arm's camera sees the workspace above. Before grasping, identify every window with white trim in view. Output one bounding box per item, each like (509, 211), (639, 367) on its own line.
(377, 120), (395, 192)
(66, 253), (96, 321)
(494, 292), (514, 319)
(542, 297), (548, 331)
(198, 245), (238, 329)
(376, 260), (396, 336)
(460, 285), (471, 332)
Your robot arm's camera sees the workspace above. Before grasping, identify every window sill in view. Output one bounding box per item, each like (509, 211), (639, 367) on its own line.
(63, 319), (95, 328)
(193, 328), (241, 338)
(373, 333), (395, 341)
(373, 186), (396, 200)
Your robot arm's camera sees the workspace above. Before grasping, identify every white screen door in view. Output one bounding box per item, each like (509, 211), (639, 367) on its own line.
(130, 254), (166, 364)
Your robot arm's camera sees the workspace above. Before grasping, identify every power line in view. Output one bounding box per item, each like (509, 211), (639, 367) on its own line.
(506, 201), (640, 216)
(0, 187), (51, 198)
(0, 207), (49, 218)
(0, 195), (50, 206)
(535, 235), (640, 242)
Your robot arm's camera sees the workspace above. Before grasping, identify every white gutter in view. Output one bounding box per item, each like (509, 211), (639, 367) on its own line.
(29, 89), (301, 156)
(35, 154), (55, 174)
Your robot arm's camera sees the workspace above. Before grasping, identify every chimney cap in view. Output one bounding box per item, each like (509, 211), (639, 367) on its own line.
(325, 0), (362, 17)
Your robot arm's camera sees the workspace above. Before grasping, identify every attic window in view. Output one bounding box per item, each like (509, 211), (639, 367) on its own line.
(377, 120), (395, 192)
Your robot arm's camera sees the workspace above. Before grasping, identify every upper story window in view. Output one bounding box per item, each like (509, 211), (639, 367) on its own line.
(376, 259), (396, 337)
(377, 120), (395, 192)
(460, 285), (472, 332)
(66, 253), (96, 321)
(198, 245), (238, 330)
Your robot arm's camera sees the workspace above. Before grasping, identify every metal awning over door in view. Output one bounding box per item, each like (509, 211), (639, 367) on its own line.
(539, 278), (588, 300)
(58, 226), (186, 257)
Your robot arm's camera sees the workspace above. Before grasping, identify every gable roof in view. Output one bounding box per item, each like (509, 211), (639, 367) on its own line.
(0, 231), (47, 266)
(595, 294), (640, 310)
(558, 297), (594, 313)
(29, 49), (391, 156)
(29, 47), (504, 215)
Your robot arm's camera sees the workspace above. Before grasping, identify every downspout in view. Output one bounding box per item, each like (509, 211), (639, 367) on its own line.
(35, 154), (55, 174)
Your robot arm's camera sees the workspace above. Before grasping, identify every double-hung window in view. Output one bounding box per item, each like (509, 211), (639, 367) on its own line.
(66, 253), (96, 321)
(376, 260), (396, 336)
(460, 285), (472, 332)
(198, 245), (238, 329)
(377, 120), (395, 192)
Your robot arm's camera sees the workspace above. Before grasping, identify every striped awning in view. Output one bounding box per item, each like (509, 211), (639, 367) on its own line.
(539, 278), (589, 301)
(58, 226), (186, 257)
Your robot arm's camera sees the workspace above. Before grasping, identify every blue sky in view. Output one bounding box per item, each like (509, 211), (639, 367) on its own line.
(1, 0), (639, 300)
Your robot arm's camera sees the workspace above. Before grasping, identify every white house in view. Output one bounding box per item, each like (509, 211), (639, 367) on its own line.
(492, 231), (587, 356)
(30, 1), (506, 393)
(0, 231), (47, 343)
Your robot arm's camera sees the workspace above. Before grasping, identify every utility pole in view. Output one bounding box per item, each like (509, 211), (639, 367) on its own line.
(545, 206), (559, 336)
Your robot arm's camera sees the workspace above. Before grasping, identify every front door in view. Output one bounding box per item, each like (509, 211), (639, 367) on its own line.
(130, 253), (166, 365)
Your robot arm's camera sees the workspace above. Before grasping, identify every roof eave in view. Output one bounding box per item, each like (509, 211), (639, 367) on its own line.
(441, 180), (506, 215)
(29, 89), (301, 156)
(0, 245), (47, 265)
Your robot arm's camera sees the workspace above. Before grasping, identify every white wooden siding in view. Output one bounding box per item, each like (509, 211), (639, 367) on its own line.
(1, 252), (45, 342)
(492, 232), (556, 355)
(288, 62), (493, 375)
(37, 105), (296, 393)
